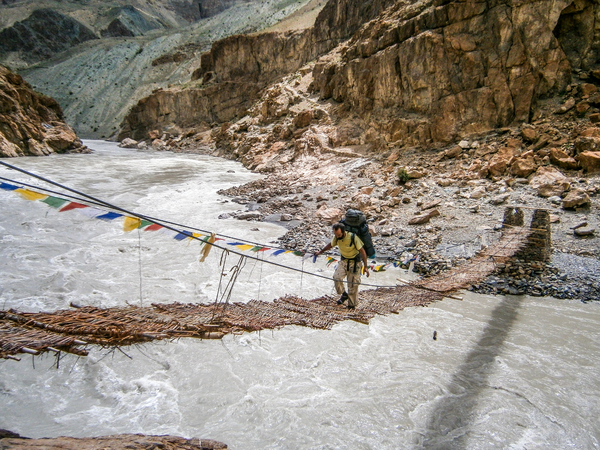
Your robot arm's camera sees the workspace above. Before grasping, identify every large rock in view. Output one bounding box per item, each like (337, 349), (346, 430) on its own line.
(550, 147), (580, 170)
(316, 206), (343, 224)
(577, 151), (600, 173)
(510, 154), (537, 177)
(119, 138), (139, 148)
(529, 166), (570, 197)
(562, 188), (591, 209)
(488, 146), (520, 177)
(409, 209), (440, 225)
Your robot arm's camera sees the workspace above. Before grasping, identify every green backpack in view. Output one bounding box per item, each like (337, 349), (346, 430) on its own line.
(341, 209), (376, 258)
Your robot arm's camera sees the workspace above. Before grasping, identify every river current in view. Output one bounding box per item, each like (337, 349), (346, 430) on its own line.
(1, 141), (599, 449)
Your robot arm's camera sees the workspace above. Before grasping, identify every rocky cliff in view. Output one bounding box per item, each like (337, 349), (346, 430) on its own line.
(310, 0), (593, 146)
(119, 0), (600, 152)
(119, 0), (393, 140)
(0, 65), (87, 157)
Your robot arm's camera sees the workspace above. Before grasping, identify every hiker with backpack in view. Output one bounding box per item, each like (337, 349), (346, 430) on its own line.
(314, 222), (370, 309)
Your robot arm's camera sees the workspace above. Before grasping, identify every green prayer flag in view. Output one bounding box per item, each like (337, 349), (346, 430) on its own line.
(42, 197), (68, 208)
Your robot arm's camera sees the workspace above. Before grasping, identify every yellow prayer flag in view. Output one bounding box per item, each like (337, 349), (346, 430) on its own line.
(236, 244), (254, 251)
(16, 188), (48, 201)
(199, 233), (216, 263)
(123, 216), (141, 232)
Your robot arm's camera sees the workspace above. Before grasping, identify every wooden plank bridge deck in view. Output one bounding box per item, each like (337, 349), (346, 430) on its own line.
(0, 219), (539, 362)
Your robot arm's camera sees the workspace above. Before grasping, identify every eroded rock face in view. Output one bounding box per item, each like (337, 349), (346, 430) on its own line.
(119, 0), (396, 141)
(311, 0), (582, 146)
(0, 65), (87, 157)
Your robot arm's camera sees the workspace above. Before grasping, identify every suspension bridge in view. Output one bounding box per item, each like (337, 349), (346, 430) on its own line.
(1, 206), (549, 362)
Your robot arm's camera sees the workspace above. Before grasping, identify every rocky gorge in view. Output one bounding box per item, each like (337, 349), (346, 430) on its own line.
(116, 0), (600, 303)
(1, 0), (600, 446)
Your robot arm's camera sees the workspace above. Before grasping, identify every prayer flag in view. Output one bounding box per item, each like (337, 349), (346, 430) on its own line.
(42, 196), (68, 209)
(145, 223), (163, 231)
(123, 217), (141, 232)
(138, 219), (154, 229)
(0, 182), (18, 190)
(78, 207), (105, 218)
(96, 212), (123, 221)
(16, 188), (47, 201)
(59, 202), (88, 212)
(174, 230), (193, 241)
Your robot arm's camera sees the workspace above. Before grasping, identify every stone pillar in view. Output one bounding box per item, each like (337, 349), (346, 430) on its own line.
(502, 207), (524, 227)
(515, 209), (552, 262)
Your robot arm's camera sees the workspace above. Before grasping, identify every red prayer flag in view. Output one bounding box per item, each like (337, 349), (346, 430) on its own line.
(59, 202), (88, 212)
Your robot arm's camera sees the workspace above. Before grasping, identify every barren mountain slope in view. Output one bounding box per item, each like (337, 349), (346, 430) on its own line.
(10, 0), (313, 138)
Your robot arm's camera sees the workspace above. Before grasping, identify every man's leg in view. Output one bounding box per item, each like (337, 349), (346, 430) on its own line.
(333, 261), (348, 302)
(346, 262), (362, 308)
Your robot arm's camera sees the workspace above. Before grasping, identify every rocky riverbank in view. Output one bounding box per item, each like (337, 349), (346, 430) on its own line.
(116, 21), (600, 304)
(0, 429), (227, 449)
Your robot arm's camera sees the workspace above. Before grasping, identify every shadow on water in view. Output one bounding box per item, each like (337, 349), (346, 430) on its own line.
(420, 295), (525, 449)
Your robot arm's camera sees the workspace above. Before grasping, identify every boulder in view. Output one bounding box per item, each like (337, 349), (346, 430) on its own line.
(510, 155), (537, 177)
(292, 110), (314, 128)
(575, 137), (600, 155)
(360, 186), (374, 195)
(550, 148), (580, 170)
(119, 138), (139, 148)
(444, 145), (462, 158)
(405, 167), (427, 179)
(316, 206), (342, 224)
(409, 209), (440, 225)
(529, 166), (570, 197)
(489, 193), (510, 205)
(521, 127), (538, 143)
(555, 98), (576, 114)
(148, 130), (161, 140)
(0, 135), (21, 157)
(574, 227), (596, 236)
(561, 189), (591, 209)
(580, 83), (599, 97)
(43, 124), (80, 152)
(488, 146), (518, 177)
(575, 101), (591, 116)
(237, 211), (262, 220)
(421, 199), (442, 210)
(469, 186), (487, 199)
(577, 151), (600, 173)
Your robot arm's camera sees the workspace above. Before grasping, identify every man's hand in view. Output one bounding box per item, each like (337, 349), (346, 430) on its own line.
(364, 266), (370, 278)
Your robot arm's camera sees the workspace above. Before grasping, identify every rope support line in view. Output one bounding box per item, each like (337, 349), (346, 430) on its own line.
(0, 161), (398, 288)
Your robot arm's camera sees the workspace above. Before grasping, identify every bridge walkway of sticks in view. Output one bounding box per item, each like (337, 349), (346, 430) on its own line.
(0, 207), (551, 362)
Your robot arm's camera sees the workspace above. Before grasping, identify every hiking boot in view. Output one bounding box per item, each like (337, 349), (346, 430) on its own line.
(347, 305), (356, 310)
(337, 292), (348, 305)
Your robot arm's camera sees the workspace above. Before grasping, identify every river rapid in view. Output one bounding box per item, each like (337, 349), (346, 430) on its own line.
(1, 141), (599, 449)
